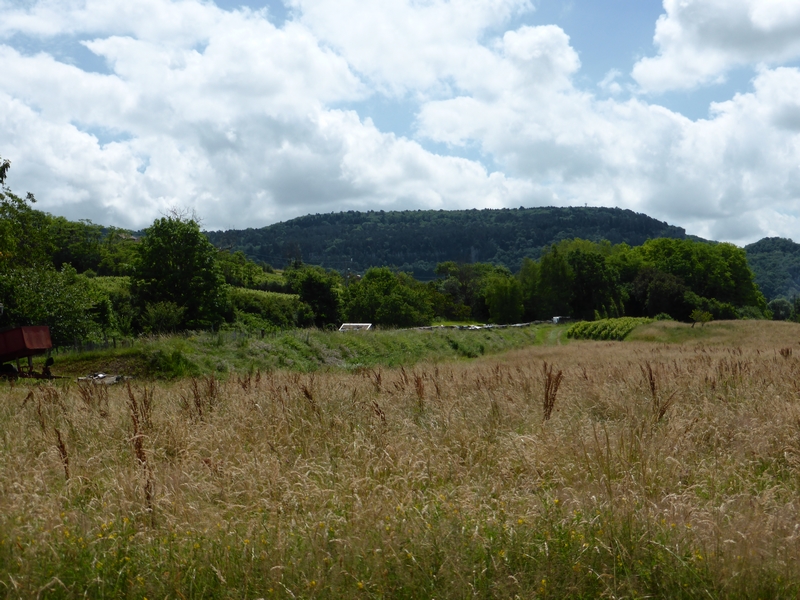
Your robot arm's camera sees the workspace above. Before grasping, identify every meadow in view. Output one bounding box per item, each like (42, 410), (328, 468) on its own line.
(3, 321), (800, 598)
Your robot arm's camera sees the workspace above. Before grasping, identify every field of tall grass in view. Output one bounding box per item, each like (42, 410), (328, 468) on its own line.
(3, 321), (800, 597)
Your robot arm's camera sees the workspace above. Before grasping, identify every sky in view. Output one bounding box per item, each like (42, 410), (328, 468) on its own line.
(1, 0), (800, 243)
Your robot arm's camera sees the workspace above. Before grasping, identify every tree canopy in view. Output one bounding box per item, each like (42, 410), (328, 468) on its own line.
(132, 215), (227, 330)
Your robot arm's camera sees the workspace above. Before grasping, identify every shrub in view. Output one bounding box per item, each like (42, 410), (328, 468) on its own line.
(228, 287), (313, 329)
(689, 309), (713, 328)
(142, 301), (185, 334)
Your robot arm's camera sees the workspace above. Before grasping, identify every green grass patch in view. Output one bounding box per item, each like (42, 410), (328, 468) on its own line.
(0, 503), (736, 599)
(44, 325), (552, 379)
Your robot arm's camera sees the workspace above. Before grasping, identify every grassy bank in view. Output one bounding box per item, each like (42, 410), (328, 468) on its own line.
(4, 325), (800, 597)
(42, 324), (562, 379)
(626, 318), (800, 346)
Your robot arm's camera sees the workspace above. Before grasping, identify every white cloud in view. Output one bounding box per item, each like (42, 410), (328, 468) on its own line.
(633, 0), (800, 93)
(598, 69), (623, 95)
(1, 0), (800, 245)
(288, 0), (532, 95)
(416, 20), (800, 243)
(0, 0), (536, 230)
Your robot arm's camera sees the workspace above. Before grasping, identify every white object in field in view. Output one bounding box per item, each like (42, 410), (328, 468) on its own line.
(339, 323), (372, 331)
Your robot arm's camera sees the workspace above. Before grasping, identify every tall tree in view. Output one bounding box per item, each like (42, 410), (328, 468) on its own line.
(484, 275), (524, 324)
(567, 248), (621, 320)
(518, 257), (540, 321)
(538, 246), (573, 318)
(284, 263), (342, 328)
(132, 214), (227, 330)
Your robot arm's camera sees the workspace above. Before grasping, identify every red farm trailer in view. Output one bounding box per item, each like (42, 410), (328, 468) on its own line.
(0, 326), (54, 378)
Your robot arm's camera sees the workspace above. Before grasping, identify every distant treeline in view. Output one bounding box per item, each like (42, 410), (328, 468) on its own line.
(0, 156), (777, 349)
(205, 206), (691, 279)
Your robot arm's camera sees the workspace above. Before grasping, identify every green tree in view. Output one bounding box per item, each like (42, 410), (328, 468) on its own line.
(132, 214), (226, 330)
(0, 158), (54, 272)
(344, 268), (432, 327)
(538, 246), (573, 318)
(631, 268), (690, 319)
(434, 261), (509, 321)
(690, 308), (713, 328)
(484, 275), (523, 324)
(284, 263), (342, 328)
(769, 298), (792, 321)
(48, 217), (104, 272)
(518, 257), (539, 321)
(635, 238), (764, 310)
(0, 266), (98, 345)
(567, 248), (621, 320)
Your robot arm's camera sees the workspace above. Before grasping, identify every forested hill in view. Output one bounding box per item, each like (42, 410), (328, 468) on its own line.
(205, 207), (689, 279)
(744, 237), (800, 300)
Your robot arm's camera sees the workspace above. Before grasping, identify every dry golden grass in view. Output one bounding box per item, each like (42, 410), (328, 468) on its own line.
(4, 322), (800, 597)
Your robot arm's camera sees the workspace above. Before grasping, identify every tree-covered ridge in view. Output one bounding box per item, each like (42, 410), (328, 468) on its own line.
(205, 206), (690, 278)
(744, 237), (800, 301)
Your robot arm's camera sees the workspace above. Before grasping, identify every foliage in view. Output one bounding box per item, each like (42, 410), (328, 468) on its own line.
(284, 263), (342, 327)
(518, 257), (539, 321)
(205, 206), (689, 279)
(132, 215), (227, 330)
(434, 261), (506, 321)
(0, 266), (99, 345)
(689, 309), (713, 327)
(744, 237), (800, 301)
(769, 298), (792, 320)
(217, 250), (275, 289)
(537, 245), (573, 318)
(566, 246), (621, 320)
(0, 174), (54, 272)
(566, 317), (653, 341)
(630, 268), (691, 319)
(483, 274), (524, 324)
(228, 287), (313, 330)
(142, 301), (186, 334)
(637, 238), (764, 309)
(344, 268), (433, 327)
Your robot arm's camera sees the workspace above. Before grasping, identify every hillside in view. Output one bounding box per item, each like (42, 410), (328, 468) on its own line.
(205, 206), (689, 278)
(744, 237), (800, 300)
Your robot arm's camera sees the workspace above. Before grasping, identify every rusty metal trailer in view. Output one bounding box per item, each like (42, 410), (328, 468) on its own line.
(0, 326), (54, 378)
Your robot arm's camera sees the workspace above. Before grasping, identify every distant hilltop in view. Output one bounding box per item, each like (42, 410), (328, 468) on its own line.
(205, 206), (690, 279)
(744, 237), (800, 301)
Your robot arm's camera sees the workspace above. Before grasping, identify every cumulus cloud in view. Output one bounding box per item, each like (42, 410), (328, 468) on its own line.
(0, 0), (536, 229)
(288, 0), (532, 95)
(415, 18), (800, 243)
(633, 0), (800, 93)
(1, 0), (800, 244)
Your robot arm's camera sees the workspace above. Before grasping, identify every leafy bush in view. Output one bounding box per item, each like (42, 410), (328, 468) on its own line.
(228, 287), (313, 329)
(566, 317), (653, 341)
(142, 301), (186, 334)
(147, 348), (198, 378)
(689, 309), (713, 327)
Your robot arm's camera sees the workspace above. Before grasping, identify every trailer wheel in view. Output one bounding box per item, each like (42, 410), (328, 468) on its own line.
(0, 363), (18, 379)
